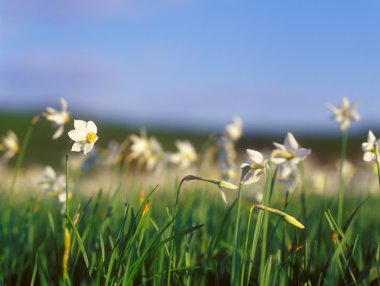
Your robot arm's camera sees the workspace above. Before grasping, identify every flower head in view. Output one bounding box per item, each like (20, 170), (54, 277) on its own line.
(240, 149), (268, 184)
(270, 133), (310, 177)
(44, 98), (70, 139)
(68, 120), (98, 155)
(128, 130), (163, 171)
(327, 97), (360, 131)
(362, 130), (380, 162)
(39, 166), (66, 193)
(170, 140), (197, 169)
(0, 130), (19, 160)
(224, 117), (243, 142)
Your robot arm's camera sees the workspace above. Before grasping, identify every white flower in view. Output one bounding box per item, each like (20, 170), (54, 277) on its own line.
(128, 131), (163, 171)
(224, 117), (243, 141)
(0, 130), (19, 160)
(39, 166), (66, 193)
(327, 97), (360, 131)
(44, 98), (70, 139)
(68, 120), (99, 155)
(170, 140), (197, 169)
(362, 130), (380, 162)
(240, 149), (268, 184)
(270, 133), (310, 177)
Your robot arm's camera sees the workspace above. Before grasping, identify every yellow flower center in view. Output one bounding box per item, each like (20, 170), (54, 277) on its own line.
(86, 132), (97, 143)
(64, 114), (70, 124)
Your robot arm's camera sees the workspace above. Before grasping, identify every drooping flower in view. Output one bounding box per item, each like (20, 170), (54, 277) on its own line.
(224, 117), (243, 142)
(170, 140), (197, 169)
(271, 132), (311, 177)
(240, 149), (268, 184)
(0, 130), (19, 160)
(218, 180), (238, 203)
(39, 166), (66, 193)
(68, 120), (99, 155)
(44, 98), (70, 139)
(327, 97), (360, 131)
(362, 130), (380, 162)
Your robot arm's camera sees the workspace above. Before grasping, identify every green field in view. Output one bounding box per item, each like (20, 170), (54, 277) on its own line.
(1, 111), (380, 285)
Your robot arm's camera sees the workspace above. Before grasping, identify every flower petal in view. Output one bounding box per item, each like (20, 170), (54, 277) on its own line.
(246, 149), (264, 164)
(68, 130), (86, 142)
(74, 120), (87, 132)
(285, 132), (299, 152)
(71, 142), (84, 152)
(87, 121), (97, 134)
(52, 125), (64, 140)
(84, 142), (94, 155)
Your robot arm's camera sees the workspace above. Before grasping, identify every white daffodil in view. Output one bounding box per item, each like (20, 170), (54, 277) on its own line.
(0, 130), (19, 160)
(240, 149), (268, 184)
(44, 98), (70, 139)
(362, 130), (380, 162)
(327, 97), (360, 131)
(68, 120), (99, 155)
(271, 133), (310, 165)
(128, 131), (164, 171)
(170, 140), (197, 169)
(39, 166), (66, 193)
(224, 117), (243, 142)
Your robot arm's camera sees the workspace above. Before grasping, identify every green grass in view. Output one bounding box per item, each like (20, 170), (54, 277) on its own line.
(1, 111), (380, 285)
(1, 178), (379, 285)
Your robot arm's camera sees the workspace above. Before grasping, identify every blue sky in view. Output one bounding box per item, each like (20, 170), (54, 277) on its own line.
(1, 0), (379, 133)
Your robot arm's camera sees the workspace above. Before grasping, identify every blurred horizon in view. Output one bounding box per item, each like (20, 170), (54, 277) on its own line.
(1, 1), (379, 133)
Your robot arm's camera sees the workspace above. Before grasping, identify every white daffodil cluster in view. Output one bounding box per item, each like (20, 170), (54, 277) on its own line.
(0, 130), (19, 161)
(328, 97), (360, 131)
(44, 98), (70, 139)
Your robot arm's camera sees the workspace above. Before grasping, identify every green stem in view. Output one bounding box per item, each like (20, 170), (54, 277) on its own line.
(241, 207), (254, 286)
(246, 167), (274, 283)
(230, 174), (244, 285)
(337, 129), (348, 226)
(66, 154), (70, 223)
(375, 143), (380, 190)
(166, 177), (185, 286)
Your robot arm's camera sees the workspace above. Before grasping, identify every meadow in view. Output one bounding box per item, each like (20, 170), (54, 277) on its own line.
(1, 98), (380, 285)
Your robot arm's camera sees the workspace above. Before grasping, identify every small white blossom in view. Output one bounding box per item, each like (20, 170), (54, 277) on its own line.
(240, 149), (268, 184)
(0, 130), (19, 160)
(44, 98), (70, 139)
(224, 117), (243, 142)
(362, 130), (380, 162)
(39, 166), (66, 193)
(327, 97), (360, 131)
(68, 120), (99, 155)
(170, 140), (197, 169)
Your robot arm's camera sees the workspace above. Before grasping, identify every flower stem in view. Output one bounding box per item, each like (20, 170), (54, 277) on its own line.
(230, 174), (244, 285)
(375, 143), (380, 190)
(65, 154), (70, 222)
(337, 129), (348, 226)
